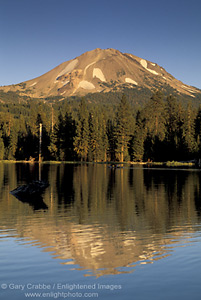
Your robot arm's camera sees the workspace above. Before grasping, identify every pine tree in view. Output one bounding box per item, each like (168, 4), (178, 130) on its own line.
(88, 109), (108, 162)
(48, 128), (58, 160)
(7, 128), (18, 160)
(63, 111), (76, 161)
(114, 95), (133, 162)
(143, 91), (166, 161)
(74, 98), (89, 161)
(181, 102), (197, 159)
(131, 110), (146, 161)
(88, 111), (100, 161)
(164, 95), (183, 160)
(107, 119), (116, 161)
(144, 90), (166, 139)
(99, 111), (108, 161)
(195, 106), (201, 158)
(55, 113), (65, 160)
(0, 131), (4, 160)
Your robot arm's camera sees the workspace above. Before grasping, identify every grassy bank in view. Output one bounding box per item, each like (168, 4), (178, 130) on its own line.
(144, 161), (195, 167)
(0, 160), (197, 167)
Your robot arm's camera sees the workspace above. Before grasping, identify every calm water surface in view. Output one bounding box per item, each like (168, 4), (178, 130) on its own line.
(0, 163), (201, 299)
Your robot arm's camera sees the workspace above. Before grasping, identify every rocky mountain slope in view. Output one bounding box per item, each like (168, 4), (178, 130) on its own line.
(1, 48), (201, 101)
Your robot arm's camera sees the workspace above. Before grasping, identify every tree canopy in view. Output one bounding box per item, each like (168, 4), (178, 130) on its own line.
(0, 91), (201, 162)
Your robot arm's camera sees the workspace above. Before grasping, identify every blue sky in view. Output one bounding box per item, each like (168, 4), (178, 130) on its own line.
(0, 0), (201, 88)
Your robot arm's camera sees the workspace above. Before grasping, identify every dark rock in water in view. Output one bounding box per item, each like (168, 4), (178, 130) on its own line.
(10, 180), (49, 198)
(10, 180), (49, 210)
(15, 194), (48, 210)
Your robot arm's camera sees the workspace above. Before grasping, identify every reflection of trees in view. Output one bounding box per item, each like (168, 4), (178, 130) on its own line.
(51, 164), (201, 232)
(193, 174), (201, 216)
(55, 163), (74, 207)
(0, 163), (18, 204)
(1, 163), (201, 276)
(14, 162), (50, 183)
(143, 167), (189, 198)
(0, 163), (5, 195)
(72, 165), (110, 224)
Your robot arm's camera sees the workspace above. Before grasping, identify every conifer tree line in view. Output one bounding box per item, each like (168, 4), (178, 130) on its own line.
(0, 90), (201, 162)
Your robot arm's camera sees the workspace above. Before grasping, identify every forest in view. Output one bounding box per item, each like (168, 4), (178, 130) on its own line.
(0, 90), (201, 162)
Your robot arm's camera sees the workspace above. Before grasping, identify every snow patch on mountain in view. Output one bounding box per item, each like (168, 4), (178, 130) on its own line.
(181, 85), (196, 93)
(58, 59), (78, 77)
(125, 78), (138, 85)
(84, 61), (96, 76)
(147, 69), (158, 75)
(140, 59), (158, 75)
(78, 81), (95, 90)
(29, 82), (37, 87)
(140, 59), (147, 69)
(93, 68), (106, 81)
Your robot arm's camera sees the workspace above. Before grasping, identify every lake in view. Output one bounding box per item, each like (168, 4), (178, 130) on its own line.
(0, 162), (201, 299)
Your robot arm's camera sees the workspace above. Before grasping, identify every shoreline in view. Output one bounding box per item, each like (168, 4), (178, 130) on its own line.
(0, 160), (197, 167)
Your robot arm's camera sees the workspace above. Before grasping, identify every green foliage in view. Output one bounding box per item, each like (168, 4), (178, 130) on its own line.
(144, 90), (166, 140)
(142, 91), (166, 161)
(163, 96), (183, 160)
(62, 112), (76, 160)
(74, 98), (90, 161)
(166, 161), (194, 167)
(48, 129), (58, 160)
(88, 109), (108, 162)
(1, 89), (201, 162)
(131, 111), (146, 161)
(0, 131), (4, 160)
(114, 95), (134, 161)
(181, 102), (197, 159)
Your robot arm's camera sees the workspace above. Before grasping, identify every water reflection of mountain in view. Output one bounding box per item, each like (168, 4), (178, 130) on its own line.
(1, 163), (201, 277)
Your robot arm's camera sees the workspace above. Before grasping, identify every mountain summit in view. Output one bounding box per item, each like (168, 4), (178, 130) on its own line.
(2, 48), (201, 100)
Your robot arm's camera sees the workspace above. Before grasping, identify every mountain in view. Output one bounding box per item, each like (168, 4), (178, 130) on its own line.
(1, 48), (201, 103)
